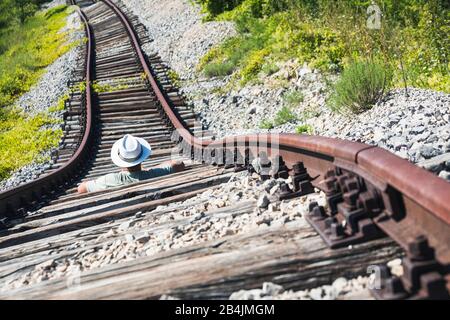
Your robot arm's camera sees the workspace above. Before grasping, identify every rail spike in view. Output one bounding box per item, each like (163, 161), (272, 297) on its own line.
(305, 167), (385, 248)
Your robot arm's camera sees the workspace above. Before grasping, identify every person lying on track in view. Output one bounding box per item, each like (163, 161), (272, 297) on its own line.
(77, 134), (185, 194)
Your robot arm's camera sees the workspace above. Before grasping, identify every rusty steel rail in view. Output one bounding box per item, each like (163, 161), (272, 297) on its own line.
(0, 0), (447, 299)
(0, 6), (93, 219)
(103, 0), (450, 299)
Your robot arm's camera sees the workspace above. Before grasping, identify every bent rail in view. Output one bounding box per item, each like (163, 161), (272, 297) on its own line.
(103, 0), (449, 299)
(0, 7), (94, 219)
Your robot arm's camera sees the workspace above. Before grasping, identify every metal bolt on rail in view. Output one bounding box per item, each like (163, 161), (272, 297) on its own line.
(371, 236), (449, 300)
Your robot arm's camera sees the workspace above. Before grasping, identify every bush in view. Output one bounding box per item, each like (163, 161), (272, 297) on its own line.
(283, 89), (304, 106)
(0, 5), (72, 108)
(167, 69), (181, 86)
(0, 109), (62, 180)
(203, 62), (235, 78)
(259, 119), (274, 129)
(240, 48), (269, 84)
(329, 60), (392, 114)
(261, 62), (279, 75)
(196, 0), (245, 19)
(274, 106), (297, 126)
(296, 124), (314, 135)
(48, 95), (68, 113)
(0, 4), (71, 180)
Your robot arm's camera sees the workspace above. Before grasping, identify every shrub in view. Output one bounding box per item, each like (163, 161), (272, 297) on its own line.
(197, 0), (449, 93)
(167, 69), (181, 86)
(329, 60), (392, 114)
(259, 119), (274, 129)
(283, 89), (304, 107)
(296, 124), (314, 135)
(203, 62), (235, 78)
(240, 48), (269, 84)
(0, 109), (62, 180)
(274, 106), (297, 126)
(261, 62), (279, 75)
(48, 95), (68, 113)
(195, 0), (245, 19)
(0, 5), (70, 180)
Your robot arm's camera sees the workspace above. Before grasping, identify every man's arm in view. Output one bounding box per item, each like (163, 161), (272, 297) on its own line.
(78, 181), (89, 194)
(146, 160), (185, 173)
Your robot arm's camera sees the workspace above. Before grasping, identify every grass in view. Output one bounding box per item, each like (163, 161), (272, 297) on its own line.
(259, 119), (274, 129)
(0, 5), (76, 108)
(283, 89), (304, 107)
(203, 62), (235, 78)
(259, 102), (319, 130)
(261, 62), (279, 75)
(329, 59), (392, 114)
(48, 95), (69, 113)
(0, 5), (74, 180)
(198, 9), (347, 86)
(92, 81), (130, 93)
(258, 106), (298, 129)
(273, 106), (297, 126)
(296, 124), (314, 135)
(167, 69), (181, 86)
(0, 108), (63, 180)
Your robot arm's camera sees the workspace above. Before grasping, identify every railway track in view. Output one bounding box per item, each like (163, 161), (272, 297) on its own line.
(0, 0), (448, 300)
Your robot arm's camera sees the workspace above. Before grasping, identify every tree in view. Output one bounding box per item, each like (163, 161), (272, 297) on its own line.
(0, 0), (15, 29)
(13, 0), (38, 24)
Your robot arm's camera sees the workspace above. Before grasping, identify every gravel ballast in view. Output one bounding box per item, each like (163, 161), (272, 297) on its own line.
(119, 0), (236, 80)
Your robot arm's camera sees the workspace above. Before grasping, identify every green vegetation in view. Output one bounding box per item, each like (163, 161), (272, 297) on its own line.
(0, 3), (74, 180)
(92, 80), (130, 93)
(259, 118), (274, 129)
(71, 81), (87, 94)
(0, 0), (50, 27)
(259, 104), (318, 130)
(330, 60), (392, 114)
(48, 95), (69, 113)
(167, 69), (181, 87)
(258, 106), (298, 129)
(197, 0), (449, 102)
(203, 61), (235, 78)
(0, 4), (75, 107)
(295, 124), (314, 135)
(274, 106), (297, 126)
(261, 62), (279, 75)
(283, 89), (304, 107)
(0, 108), (62, 179)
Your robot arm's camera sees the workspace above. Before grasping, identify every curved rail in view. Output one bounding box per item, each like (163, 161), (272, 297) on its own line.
(103, 0), (450, 299)
(0, 0), (447, 299)
(0, 6), (93, 219)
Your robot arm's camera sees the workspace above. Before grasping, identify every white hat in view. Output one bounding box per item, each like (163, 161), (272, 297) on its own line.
(111, 134), (152, 168)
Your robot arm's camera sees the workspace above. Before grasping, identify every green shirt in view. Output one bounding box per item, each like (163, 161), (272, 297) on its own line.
(86, 166), (173, 193)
